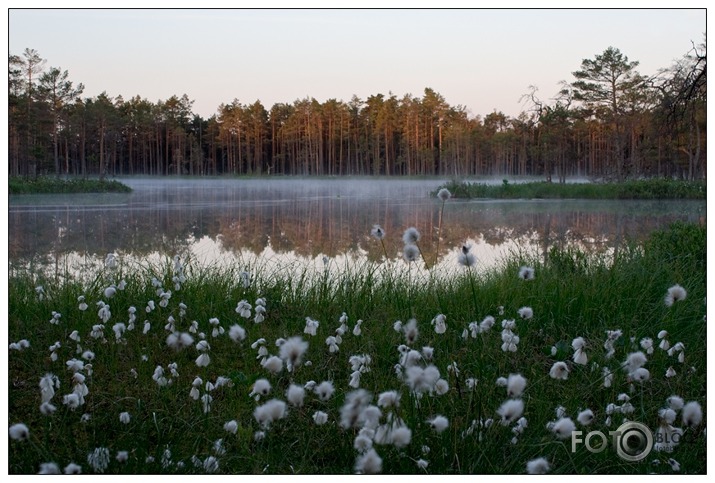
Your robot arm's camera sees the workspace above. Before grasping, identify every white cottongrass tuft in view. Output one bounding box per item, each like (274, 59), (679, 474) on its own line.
(624, 351), (647, 374)
(249, 379), (272, 401)
(279, 336), (309, 371)
(551, 417), (576, 440)
(638, 338), (653, 356)
(166, 332), (194, 350)
(517, 307), (533, 320)
(87, 447), (111, 473)
(667, 395), (685, 411)
(314, 381), (335, 401)
(9, 339), (30, 351)
(304, 317), (320, 336)
(40, 402), (57, 415)
(286, 384), (306, 407)
(434, 379), (449, 395)
(572, 337), (588, 365)
(518, 266), (535, 280)
(391, 425), (412, 448)
(377, 390), (400, 409)
(526, 457), (550, 474)
(253, 399), (287, 429)
(405, 365), (441, 396)
(664, 284), (687, 307)
(63, 393), (80, 410)
(339, 389), (372, 429)
(119, 412), (131, 424)
(428, 415), (449, 433)
(659, 408), (677, 426)
(457, 244), (476, 267)
(201, 394), (213, 413)
(630, 367), (650, 382)
(506, 373), (527, 398)
(402, 227), (421, 244)
(403, 244), (419, 263)
(224, 420), (239, 434)
(354, 448), (382, 474)
(312, 411), (329, 425)
(261, 355), (283, 375)
(682, 401), (703, 427)
(195, 352), (211, 368)
(63, 463), (82, 474)
(9, 423), (30, 441)
(549, 361), (569, 380)
(479, 316), (495, 332)
(203, 455), (219, 473)
(437, 188), (452, 201)
(325, 335), (339, 353)
(38, 462), (61, 474)
(235, 300), (252, 318)
(577, 409), (594, 426)
(354, 434), (373, 453)
(370, 224), (386, 240)
(657, 330), (671, 351)
(431, 314), (447, 334)
(403, 318), (419, 345)
(228, 324), (246, 342)
(603, 329), (622, 359)
(497, 399), (524, 426)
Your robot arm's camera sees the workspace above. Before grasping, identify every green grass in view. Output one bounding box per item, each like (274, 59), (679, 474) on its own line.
(438, 178), (706, 200)
(7, 223), (706, 474)
(9, 176), (132, 194)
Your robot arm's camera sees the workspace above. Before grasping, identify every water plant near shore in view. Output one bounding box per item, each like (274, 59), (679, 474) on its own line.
(7, 222), (706, 474)
(9, 176), (132, 194)
(437, 178), (706, 200)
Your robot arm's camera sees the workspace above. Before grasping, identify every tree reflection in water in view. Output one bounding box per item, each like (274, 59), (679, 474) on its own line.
(8, 178), (706, 279)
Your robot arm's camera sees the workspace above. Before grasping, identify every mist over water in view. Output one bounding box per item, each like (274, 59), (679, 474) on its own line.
(8, 177), (706, 279)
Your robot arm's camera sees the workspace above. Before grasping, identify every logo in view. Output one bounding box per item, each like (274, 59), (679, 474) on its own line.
(572, 421), (654, 462)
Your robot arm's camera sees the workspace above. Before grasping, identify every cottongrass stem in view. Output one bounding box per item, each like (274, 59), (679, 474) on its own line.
(371, 225), (389, 261)
(403, 227), (430, 269)
(434, 188), (451, 266)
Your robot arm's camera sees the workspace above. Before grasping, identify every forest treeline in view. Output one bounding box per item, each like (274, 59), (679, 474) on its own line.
(8, 44), (706, 181)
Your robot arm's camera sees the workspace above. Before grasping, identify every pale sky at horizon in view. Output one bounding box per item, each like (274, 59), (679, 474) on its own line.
(7, 7), (707, 120)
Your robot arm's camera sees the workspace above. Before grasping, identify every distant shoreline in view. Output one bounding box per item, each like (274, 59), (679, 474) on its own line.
(8, 175), (706, 200)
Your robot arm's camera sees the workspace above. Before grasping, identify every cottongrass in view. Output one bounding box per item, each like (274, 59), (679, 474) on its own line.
(354, 448), (382, 474)
(549, 417), (576, 440)
(9, 423), (30, 441)
(253, 399), (287, 429)
(497, 399), (524, 426)
(518, 266), (535, 280)
(526, 457), (550, 474)
(7, 222), (706, 474)
(506, 374), (527, 398)
(427, 415), (449, 433)
(664, 284), (687, 307)
(682, 401), (703, 426)
(87, 447), (110, 473)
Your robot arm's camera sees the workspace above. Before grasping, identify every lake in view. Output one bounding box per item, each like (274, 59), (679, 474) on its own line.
(8, 177), (706, 279)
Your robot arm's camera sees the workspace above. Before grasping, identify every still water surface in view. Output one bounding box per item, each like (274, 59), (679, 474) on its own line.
(8, 177), (706, 278)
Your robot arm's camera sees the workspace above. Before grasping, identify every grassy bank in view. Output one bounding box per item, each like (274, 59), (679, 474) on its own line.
(7, 223), (706, 474)
(439, 178), (706, 200)
(9, 176), (132, 194)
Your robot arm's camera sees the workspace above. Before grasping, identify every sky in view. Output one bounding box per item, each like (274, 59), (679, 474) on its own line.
(6, 6), (708, 120)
